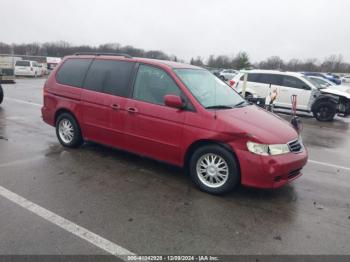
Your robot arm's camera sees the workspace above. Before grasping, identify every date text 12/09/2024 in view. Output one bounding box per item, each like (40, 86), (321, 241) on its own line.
(127, 255), (219, 261)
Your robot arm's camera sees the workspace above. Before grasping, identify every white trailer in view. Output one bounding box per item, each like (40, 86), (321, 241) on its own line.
(0, 56), (21, 82)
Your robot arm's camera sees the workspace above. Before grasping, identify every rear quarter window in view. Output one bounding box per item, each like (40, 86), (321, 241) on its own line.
(56, 58), (92, 88)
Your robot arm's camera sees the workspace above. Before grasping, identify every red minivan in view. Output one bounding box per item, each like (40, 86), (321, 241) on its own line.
(42, 53), (308, 195)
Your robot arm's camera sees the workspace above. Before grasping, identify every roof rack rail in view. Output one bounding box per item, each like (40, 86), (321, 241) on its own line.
(74, 52), (132, 59)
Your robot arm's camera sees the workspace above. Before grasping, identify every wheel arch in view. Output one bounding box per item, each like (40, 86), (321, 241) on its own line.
(184, 139), (241, 174)
(54, 108), (80, 126)
(237, 87), (256, 97)
(311, 94), (338, 111)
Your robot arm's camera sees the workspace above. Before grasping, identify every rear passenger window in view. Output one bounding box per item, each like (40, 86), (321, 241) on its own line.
(84, 60), (134, 97)
(56, 59), (92, 88)
(260, 74), (282, 85)
(282, 76), (306, 89)
(247, 73), (259, 82)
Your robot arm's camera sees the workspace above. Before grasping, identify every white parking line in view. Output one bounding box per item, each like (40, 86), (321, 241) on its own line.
(4, 97), (42, 107)
(0, 185), (135, 259)
(308, 159), (350, 171)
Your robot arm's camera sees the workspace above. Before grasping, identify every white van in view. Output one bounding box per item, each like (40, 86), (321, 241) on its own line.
(15, 60), (41, 77)
(230, 70), (350, 121)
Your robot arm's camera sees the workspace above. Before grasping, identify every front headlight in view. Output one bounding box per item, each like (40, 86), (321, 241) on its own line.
(247, 141), (290, 156)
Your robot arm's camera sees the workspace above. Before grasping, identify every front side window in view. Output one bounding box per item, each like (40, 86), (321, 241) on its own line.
(282, 76), (307, 89)
(56, 58), (92, 88)
(84, 59), (134, 97)
(133, 65), (181, 105)
(175, 69), (245, 108)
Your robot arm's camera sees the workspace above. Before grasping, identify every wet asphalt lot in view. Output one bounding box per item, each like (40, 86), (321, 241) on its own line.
(0, 78), (350, 256)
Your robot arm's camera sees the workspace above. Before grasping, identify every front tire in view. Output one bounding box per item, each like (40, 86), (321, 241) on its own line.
(189, 145), (240, 195)
(312, 101), (336, 121)
(56, 113), (83, 148)
(0, 85), (3, 104)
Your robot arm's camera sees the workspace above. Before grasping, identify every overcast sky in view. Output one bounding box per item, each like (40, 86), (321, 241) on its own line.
(2, 0), (350, 62)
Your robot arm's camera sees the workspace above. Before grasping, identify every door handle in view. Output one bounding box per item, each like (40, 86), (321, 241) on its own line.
(110, 104), (120, 110)
(127, 107), (138, 113)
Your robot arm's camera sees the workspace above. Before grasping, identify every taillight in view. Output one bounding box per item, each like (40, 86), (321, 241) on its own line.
(229, 80), (236, 87)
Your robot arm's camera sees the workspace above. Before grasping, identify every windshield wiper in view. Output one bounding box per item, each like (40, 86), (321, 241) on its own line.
(205, 105), (233, 110)
(233, 101), (248, 108)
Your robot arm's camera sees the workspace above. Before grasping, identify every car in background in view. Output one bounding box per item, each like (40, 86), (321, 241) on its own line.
(219, 69), (237, 81)
(308, 76), (350, 92)
(0, 56), (19, 83)
(209, 68), (222, 78)
(15, 60), (41, 77)
(341, 75), (350, 83)
(302, 72), (342, 85)
(38, 63), (48, 76)
(308, 76), (337, 87)
(230, 70), (350, 121)
(42, 54), (308, 194)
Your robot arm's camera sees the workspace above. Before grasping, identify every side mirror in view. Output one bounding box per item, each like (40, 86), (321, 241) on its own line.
(164, 95), (184, 109)
(303, 85), (311, 90)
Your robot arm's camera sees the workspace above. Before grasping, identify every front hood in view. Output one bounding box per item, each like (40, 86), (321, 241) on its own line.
(321, 87), (350, 99)
(215, 105), (298, 144)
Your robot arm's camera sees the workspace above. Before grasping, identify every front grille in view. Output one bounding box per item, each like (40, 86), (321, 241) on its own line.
(288, 139), (303, 153)
(288, 168), (302, 179)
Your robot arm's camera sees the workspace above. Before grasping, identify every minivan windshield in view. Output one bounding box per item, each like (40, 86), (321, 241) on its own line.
(303, 76), (326, 89)
(174, 69), (246, 109)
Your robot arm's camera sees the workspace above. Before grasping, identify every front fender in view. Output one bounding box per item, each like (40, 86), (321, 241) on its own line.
(311, 93), (338, 111)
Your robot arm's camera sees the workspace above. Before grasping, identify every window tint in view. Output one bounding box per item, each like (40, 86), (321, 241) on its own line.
(133, 65), (181, 105)
(282, 76), (306, 89)
(239, 73), (258, 82)
(84, 59), (134, 97)
(16, 61), (30, 67)
(56, 59), (92, 88)
(260, 74), (282, 85)
(247, 73), (259, 82)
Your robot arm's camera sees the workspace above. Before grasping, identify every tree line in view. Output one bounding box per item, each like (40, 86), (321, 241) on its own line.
(191, 53), (350, 73)
(0, 41), (177, 62)
(1, 41), (349, 73)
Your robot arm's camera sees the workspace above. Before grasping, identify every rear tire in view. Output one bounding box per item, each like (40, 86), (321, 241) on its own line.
(189, 144), (240, 195)
(56, 113), (83, 148)
(312, 101), (336, 121)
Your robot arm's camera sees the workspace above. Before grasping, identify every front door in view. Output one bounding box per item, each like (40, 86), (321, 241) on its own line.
(275, 75), (312, 111)
(124, 64), (186, 165)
